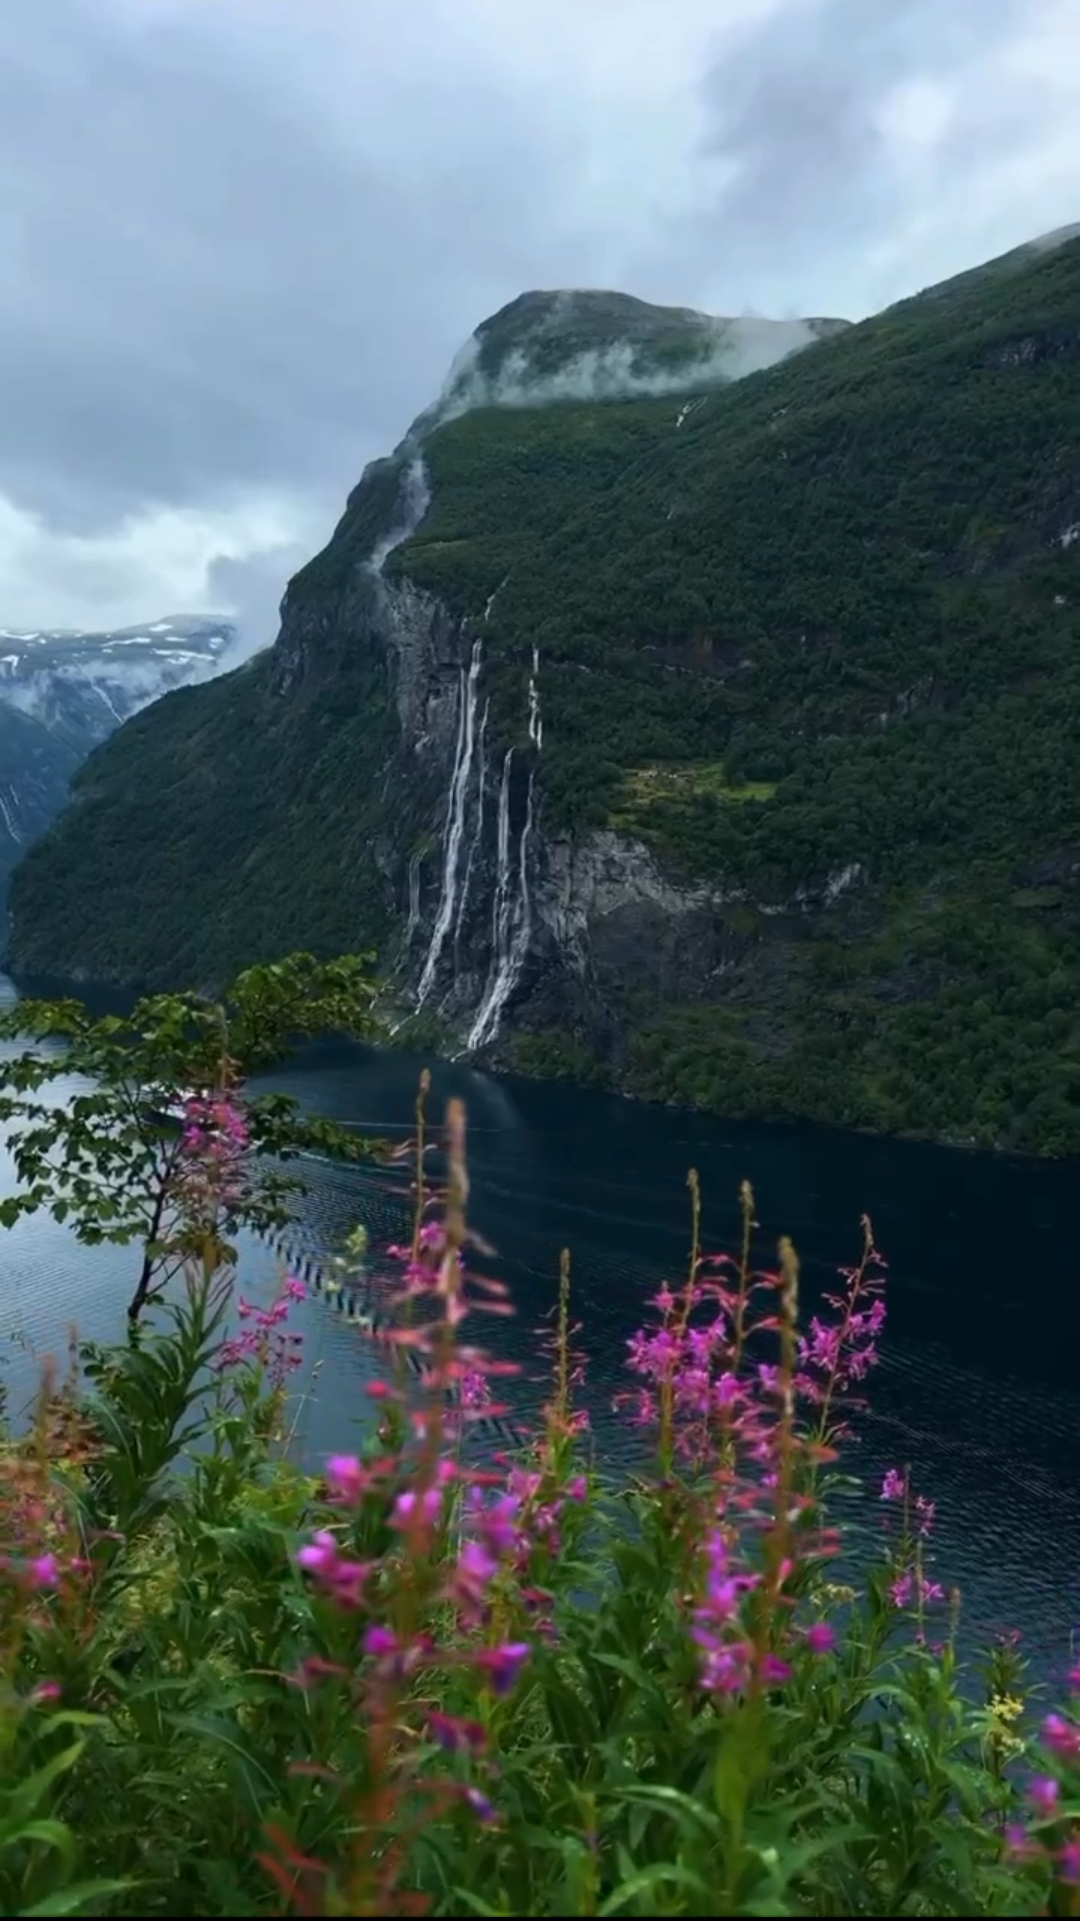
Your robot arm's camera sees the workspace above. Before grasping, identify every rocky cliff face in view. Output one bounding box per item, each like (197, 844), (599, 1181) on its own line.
(276, 451), (867, 1076)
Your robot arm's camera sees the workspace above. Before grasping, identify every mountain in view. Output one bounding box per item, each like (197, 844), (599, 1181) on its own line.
(0, 617), (234, 914)
(409, 288), (850, 434)
(7, 237), (1080, 1153)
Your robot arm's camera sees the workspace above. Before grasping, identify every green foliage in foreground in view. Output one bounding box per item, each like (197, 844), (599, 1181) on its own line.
(1, 1177), (1077, 1917)
(0, 969), (1078, 1915)
(7, 235), (1080, 1154)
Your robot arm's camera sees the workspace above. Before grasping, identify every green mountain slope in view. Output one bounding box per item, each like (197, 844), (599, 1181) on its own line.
(8, 238), (1080, 1153)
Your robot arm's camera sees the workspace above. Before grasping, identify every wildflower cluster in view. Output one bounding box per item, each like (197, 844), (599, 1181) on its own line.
(2, 1044), (1079, 1917)
(177, 1085), (251, 1219)
(218, 1277), (306, 1387)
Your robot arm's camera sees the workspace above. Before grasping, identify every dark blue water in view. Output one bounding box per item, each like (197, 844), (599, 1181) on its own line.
(2, 975), (1078, 1677)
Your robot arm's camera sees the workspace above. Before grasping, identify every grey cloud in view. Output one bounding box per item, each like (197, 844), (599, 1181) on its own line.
(206, 547), (310, 664)
(0, 0), (1075, 632)
(648, 0), (1051, 315)
(0, 0), (595, 538)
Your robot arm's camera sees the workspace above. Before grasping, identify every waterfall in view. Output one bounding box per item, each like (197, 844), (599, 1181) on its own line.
(466, 643), (544, 1049)
(527, 646), (543, 750)
(484, 574), (509, 624)
(416, 638), (483, 1006)
(405, 854), (422, 942)
(467, 768), (535, 1051)
(454, 698), (488, 957)
(0, 790), (21, 845)
(476, 749), (514, 1033)
(369, 454), (431, 576)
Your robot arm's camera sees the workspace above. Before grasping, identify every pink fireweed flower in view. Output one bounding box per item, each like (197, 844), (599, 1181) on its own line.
(391, 1486), (445, 1530)
(324, 1454), (368, 1503)
(691, 1530), (760, 1694)
(464, 1786), (498, 1824)
(426, 1710), (487, 1755)
(1059, 1839), (1080, 1884)
(362, 1624), (398, 1659)
(470, 1489), (522, 1557)
(460, 1368), (491, 1410)
(30, 1680), (62, 1704)
(296, 1531), (371, 1606)
(889, 1568), (945, 1610)
(1043, 1713), (1080, 1761)
(449, 1536), (499, 1622)
(22, 1554), (60, 1590)
(805, 1621), (836, 1655)
(881, 1469), (907, 1503)
(915, 1495), (936, 1537)
(762, 1654), (793, 1685)
(474, 1641), (531, 1696)
(1028, 1776), (1060, 1819)
(695, 1636), (753, 1695)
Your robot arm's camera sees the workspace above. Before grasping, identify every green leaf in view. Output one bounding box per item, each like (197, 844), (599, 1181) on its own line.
(18, 1880), (131, 1916)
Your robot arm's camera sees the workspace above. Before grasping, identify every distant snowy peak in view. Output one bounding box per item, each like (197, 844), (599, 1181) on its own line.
(0, 615), (234, 677)
(0, 614), (236, 754)
(0, 615), (237, 901)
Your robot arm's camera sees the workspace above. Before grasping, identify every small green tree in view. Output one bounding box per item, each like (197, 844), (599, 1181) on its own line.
(0, 950), (384, 1322)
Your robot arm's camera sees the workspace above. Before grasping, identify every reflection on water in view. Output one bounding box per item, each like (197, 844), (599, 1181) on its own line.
(1, 979), (1078, 1677)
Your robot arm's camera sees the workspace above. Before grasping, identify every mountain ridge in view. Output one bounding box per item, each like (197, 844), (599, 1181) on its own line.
(7, 233), (1080, 1153)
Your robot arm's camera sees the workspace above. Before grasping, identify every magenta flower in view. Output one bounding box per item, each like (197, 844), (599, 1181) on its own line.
(26, 1554), (59, 1589)
(1042, 1713), (1080, 1761)
(425, 1710), (487, 1755)
(915, 1495), (936, 1538)
(1059, 1840), (1080, 1884)
(888, 1567), (944, 1610)
(475, 1641), (531, 1696)
(324, 1454), (367, 1503)
(362, 1624), (399, 1659)
(805, 1621), (835, 1655)
(1028, 1776), (1060, 1819)
(762, 1654), (793, 1685)
(296, 1531), (370, 1606)
(391, 1486), (445, 1530)
(464, 1786), (498, 1823)
(881, 1469), (906, 1503)
(696, 1638), (753, 1694)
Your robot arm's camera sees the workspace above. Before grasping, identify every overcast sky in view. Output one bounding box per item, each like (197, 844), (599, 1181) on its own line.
(1, 0), (1078, 643)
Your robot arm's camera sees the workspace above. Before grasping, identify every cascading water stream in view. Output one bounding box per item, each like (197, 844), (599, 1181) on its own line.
(467, 768), (535, 1050)
(466, 748), (514, 1044)
(467, 648), (543, 1049)
(453, 698), (488, 960)
(415, 638), (483, 1007)
(405, 854), (422, 942)
(527, 646), (543, 750)
(368, 454), (431, 577)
